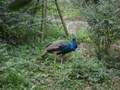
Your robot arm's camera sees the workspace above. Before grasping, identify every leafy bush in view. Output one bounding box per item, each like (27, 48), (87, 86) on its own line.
(0, 43), (10, 63)
(55, 54), (117, 90)
(70, 2), (120, 81)
(73, 0), (120, 59)
(0, 0), (40, 44)
(0, 70), (28, 89)
(76, 30), (92, 43)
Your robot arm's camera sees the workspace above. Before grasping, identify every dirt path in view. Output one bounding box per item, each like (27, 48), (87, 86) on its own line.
(65, 21), (88, 34)
(49, 16), (88, 34)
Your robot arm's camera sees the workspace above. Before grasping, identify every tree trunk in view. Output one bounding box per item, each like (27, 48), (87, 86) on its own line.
(54, 0), (68, 36)
(41, 0), (47, 40)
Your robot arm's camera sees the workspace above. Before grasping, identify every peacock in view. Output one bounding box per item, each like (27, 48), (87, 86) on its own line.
(41, 34), (78, 63)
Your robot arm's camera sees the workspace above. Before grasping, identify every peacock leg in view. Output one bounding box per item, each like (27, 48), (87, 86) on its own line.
(60, 54), (63, 64)
(54, 53), (57, 62)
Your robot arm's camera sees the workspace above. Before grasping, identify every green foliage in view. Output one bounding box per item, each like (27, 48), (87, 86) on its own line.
(0, 0), (120, 90)
(0, 32), (119, 90)
(0, 70), (28, 89)
(0, 43), (8, 63)
(45, 23), (66, 39)
(0, 0), (40, 44)
(71, 0), (99, 7)
(55, 54), (118, 90)
(0, 43), (27, 89)
(76, 30), (92, 43)
(9, 0), (32, 10)
(75, 0), (120, 59)
(0, 29), (66, 89)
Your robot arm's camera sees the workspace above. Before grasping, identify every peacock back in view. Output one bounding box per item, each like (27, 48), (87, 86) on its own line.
(45, 40), (70, 54)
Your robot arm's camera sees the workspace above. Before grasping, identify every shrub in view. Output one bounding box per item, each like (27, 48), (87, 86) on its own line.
(70, 1), (120, 77)
(73, 0), (120, 59)
(0, 0), (40, 44)
(55, 54), (116, 90)
(0, 43), (10, 63)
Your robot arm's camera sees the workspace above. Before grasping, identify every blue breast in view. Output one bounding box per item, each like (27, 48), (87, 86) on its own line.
(70, 41), (77, 50)
(61, 41), (77, 54)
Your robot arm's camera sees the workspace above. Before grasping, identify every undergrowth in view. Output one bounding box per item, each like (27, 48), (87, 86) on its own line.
(0, 29), (120, 90)
(0, 1), (120, 89)
(55, 53), (120, 90)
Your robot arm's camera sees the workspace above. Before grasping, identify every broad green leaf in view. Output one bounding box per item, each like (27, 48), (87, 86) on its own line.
(8, 0), (32, 10)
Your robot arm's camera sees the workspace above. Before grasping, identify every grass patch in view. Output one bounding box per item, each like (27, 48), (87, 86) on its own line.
(0, 20), (119, 90)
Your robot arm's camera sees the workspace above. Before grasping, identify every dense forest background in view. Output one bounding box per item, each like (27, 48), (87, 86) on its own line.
(0, 0), (120, 90)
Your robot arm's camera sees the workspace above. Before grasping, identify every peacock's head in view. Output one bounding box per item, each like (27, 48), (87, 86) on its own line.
(72, 34), (76, 41)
